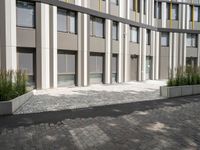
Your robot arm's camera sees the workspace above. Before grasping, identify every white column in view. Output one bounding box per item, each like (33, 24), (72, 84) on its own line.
(138, 28), (142, 81)
(105, 19), (112, 84)
(50, 6), (57, 88)
(183, 33), (187, 66)
(140, 0), (144, 23)
(172, 33), (178, 76)
(169, 32), (173, 75)
(155, 31), (160, 80)
(75, 0), (81, 6)
(36, 3), (50, 89)
(198, 34), (200, 67)
(118, 22), (124, 83)
(124, 24), (130, 82)
(83, 14), (89, 86)
(161, 2), (167, 28)
(186, 4), (190, 29)
(141, 28), (146, 81)
(0, 0), (16, 71)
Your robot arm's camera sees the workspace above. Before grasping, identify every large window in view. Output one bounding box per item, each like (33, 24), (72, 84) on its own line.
(110, 0), (118, 5)
(187, 34), (198, 47)
(17, 1), (35, 28)
(190, 6), (200, 22)
(130, 26), (139, 43)
(129, 0), (140, 12)
(167, 3), (179, 20)
(57, 51), (76, 86)
(90, 16), (105, 38)
(17, 48), (36, 88)
(112, 22), (118, 40)
(161, 32), (169, 46)
(57, 8), (77, 34)
(146, 30), (151, 45)
(154, 2), (161, 19)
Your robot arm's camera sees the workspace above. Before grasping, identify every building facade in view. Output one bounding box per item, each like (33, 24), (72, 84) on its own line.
(0, 0), (200, 89)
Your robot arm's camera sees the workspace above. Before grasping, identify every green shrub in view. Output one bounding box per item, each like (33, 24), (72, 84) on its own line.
(167, 66), (200, 87)
(0, 70), (28, 101)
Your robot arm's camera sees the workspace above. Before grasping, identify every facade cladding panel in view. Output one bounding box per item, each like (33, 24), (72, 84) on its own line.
(1, 0), (200, 89)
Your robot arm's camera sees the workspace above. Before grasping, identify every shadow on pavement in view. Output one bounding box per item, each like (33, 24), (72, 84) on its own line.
(0, 95), (200, 130)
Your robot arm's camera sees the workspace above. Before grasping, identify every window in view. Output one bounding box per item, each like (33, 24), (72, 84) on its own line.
(167, 3), (179, 20)
(16, 1), (35, 28)
(130, 0), (140, 12)
(154, 2), (161, 19)
(190, 6), (200, 22)
(146, 30), (151, 45)
(57, 8), (77, 34)
(17, 48), (36, 88)
(161, 32), (169, 46)
(90, 16), (105, 38)
(112, 22), (118, 40)
(187, 34), (198, 47)
(110, 0), (118, 5)
(143, 0), (146, 15)
(130, 26), (139, 43)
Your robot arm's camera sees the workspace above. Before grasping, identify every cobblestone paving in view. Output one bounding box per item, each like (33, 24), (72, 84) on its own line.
(1, 96), (200, 150)
(15, 80), (166, 114)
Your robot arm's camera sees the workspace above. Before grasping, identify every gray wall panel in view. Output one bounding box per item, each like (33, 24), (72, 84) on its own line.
(17, 27), (36, 48)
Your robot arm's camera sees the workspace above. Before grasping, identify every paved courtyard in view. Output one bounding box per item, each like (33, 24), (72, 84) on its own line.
(1, 95), (200, 149)
(15, 80), (166, 114)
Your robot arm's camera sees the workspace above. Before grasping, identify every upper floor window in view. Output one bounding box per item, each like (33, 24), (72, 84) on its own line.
(154, 2), (161, 19)
(167, 3), (179, 20)
(161, 32), (169, 46)
(130, 26), (139, 43)
(57, 9), (77, 34)
(146, 30), (151, 45)
(112, 21), (118, 40)
(129, 0), (140, 13)
(187, 34), (198, 47)
(90, 16), (105, 38)
(190, 6), (200, 22)
(110, 0), (118, 5)
(16, 1), (35, 28)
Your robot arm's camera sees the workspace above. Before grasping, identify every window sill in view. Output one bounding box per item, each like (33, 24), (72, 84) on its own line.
(90, 35), (105, 39)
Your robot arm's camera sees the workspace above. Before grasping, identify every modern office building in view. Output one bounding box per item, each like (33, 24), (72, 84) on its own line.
(0, 0), (200, 89)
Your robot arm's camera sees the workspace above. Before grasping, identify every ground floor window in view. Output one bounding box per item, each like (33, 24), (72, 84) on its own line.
(146, 56), (153, 80)
(186, 57), (197, 68)
(112, 54), (118, 83)
(57, 50), (76, 87)
(17, 48), (36, 89)
(89, 53), (104, 84)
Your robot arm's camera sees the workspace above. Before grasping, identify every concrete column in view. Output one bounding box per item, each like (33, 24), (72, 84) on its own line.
(81, 13), (89, 86)
(49, 6), (57, 88)
(105, 19), (112, 84)
(0, 0), (16, 71)
(36, 3), (50, 89)
(181, 4), (186, 29)
(169, 32), (173, 76)
(198, 34), (200, 67)
(152, 31), (156, 80)
(186, 4), (190, 29)
(75, 0), (81, 6)
(183, 33), (187, 66)
(138, 28), (143, 81)
(124, 24), (130, 82)
(106, 0), (110, 14)
(155, 31), (160, 80)
(161, 2), (167, 28)
(172, 33), (178, 76)
(141, 28), (147, 81)
(118, 22), (124, 83)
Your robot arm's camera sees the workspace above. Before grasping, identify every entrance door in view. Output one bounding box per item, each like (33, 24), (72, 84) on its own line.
(57, 50), (77, 87)
(89, 53), (104, 84)
(146, 56), (152, 80)
(112, 54), (118, 83)
(130, 55), (138, 81)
